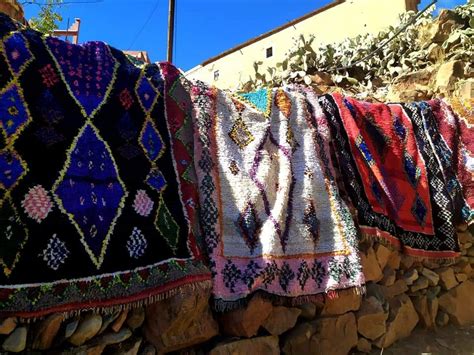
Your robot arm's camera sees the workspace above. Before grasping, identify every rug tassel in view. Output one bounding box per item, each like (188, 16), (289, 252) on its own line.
(14, 280), (212, 322)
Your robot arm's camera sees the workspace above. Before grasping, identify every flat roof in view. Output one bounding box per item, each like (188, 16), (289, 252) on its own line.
(200, 0), (345, 66)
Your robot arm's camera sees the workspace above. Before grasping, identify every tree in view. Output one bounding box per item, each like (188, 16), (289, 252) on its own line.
(25, 0), (64, 34)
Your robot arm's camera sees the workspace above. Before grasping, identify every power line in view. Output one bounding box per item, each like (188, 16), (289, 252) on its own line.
(128, 0), (160, 50)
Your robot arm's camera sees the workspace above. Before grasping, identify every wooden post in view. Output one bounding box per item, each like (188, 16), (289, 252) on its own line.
(167, 0), (175, 63)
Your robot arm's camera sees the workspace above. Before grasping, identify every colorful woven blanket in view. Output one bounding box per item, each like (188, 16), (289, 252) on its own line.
(0, 15), (209, 317)
(321, 94), (465, 259)
(191, 83), (364, 308)
(428, 98), (474, 222)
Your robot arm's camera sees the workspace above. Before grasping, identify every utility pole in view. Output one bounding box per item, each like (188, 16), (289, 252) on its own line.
(167, 0), (175, 63)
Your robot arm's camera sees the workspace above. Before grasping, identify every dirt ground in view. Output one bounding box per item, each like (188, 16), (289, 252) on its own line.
(369, 324), (474, 355)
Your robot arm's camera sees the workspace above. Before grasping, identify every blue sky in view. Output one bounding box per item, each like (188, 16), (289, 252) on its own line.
(24, 0), (467, 71)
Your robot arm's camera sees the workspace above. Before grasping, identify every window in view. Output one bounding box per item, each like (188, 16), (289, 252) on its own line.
(266, 47), (273, 58)
(214, 70), (219, 81)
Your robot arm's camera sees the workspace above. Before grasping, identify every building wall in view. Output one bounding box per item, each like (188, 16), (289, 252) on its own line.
(186, 0), (416, 90)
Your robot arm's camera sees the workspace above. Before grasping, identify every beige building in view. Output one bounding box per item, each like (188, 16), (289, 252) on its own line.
(186, 0), (420, 89)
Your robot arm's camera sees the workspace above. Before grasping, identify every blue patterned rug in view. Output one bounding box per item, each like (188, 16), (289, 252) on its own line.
(0, 14), (210, 318)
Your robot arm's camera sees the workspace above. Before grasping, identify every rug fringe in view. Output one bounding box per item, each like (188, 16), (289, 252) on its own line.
(17, 279), (212, 322)
(360, 233), (460, 265)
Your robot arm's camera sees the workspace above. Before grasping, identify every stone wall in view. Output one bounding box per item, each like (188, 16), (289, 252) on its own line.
(1, 225), (473, 354)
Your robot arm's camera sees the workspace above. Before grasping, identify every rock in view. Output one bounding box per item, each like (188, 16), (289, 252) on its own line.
(434, 60), (465, 93)
(365, 282), (386, 304)
(380, 267), (396, 286)
(422, 259), (440, 270)
(386, 68), (435, 102)
(69, 314), (103, 346)
(403, 269), (419, 286)
(282, 322), (316, 355)
(421, 268), (440, 286)
(262, 307), (301, 335)
(210, 336), (279, 355)
(65, 318), (80, 338)
(439, 280), (474, 325)
(430, 9), (465, 43)
(468, 246), (474, 257)
(0, 317), (17, 335)
(375, 244), (391, 270)
(112, 310), (129, 332)
(32, 313), (64, 350)
(427, 43), (445, 63)
(98, 311), (120, 334)
(218, 295), (272, 337)
(312, 313), (358, 355)
(436, 267), (458, 290)
(387, 88), (431, 102)
(69, 343), (106, 355)
(322, 288), (361, 315)
(357, 338), (372, 353)
(436, 310), (450, 327)
(373, 294), (419, 348)
(456, 79), (474, 100)
(360, 247), (383, 282)
(114, 337), (143, 355)
(297, 303), (317, 320)
(144, 287), (219, 353)
(410, 276), (429, 293)
(456, 273), (468, 283)
(412, 295), (438, 328)
(356, 296), (388, 340)
(427, 286), (442, 298)
(458, 231), (473, 244)
(310, 72), (334, 86)
(2, 326), (27, 353)
(383, 279), (409, 299)
(386, 251), (401, 271)
(400, 254), (414, 271)
(140, 343), (157, 355)
(126, 308), (145, 330)
(99, 327), (133, 345)
(454, 259), (472, 275)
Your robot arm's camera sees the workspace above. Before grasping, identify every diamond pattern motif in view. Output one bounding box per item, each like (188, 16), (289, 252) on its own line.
(140, 120), (165, 162)
(0, 195), (28, 277)
(404, 152), (421, 188)
(302, 201), (320, 246)
(21, 185), (54, 223)
(136, 74), (158, 113)
(126, 227), (148, 259)
(146, 167), (167, 192)
(237, 201), (262, 254)
(53, 123), (127, 268)
(229, 117), (254, 149)
(40, 234), (70, 271)
(0, 83), (30, 139)
(411, 195), (427, 226)
(155, 196), (180, 254)
(0, 149), (26, 191)
(3, 32), (33, 76)
(46, 38), (117, 117)
(236, 88), (271, 116)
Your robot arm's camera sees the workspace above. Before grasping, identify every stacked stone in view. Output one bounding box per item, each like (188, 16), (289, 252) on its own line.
(1, 226), (473, 354)
(0, 308), (148, 354)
